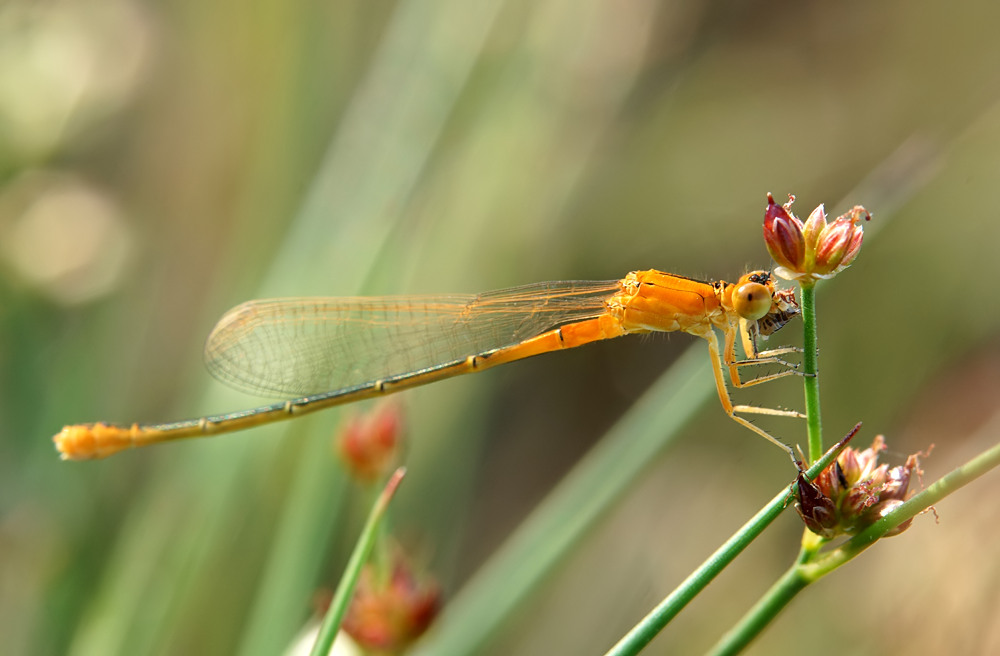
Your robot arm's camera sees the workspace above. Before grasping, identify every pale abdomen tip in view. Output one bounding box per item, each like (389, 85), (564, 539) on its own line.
(54, 423), (137, 460)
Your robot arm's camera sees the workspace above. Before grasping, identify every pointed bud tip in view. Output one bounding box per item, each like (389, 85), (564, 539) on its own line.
(763, 192), (805, 270)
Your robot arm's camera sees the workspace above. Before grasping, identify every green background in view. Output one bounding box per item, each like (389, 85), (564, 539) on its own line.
(2, 1), (999, 654)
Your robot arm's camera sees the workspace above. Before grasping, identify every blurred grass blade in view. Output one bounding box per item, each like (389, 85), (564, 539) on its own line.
(257, 0), (506, 298)
(235, 2), (506, 654)
(67, 3), (506, 656)
(413, 343), (714, 656)
(310, 468), (406, 656)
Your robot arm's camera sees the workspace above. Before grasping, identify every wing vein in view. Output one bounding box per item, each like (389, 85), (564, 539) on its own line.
(203, 280), (621, 397)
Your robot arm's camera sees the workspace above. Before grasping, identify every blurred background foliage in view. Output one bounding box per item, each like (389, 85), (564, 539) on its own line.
(2, 0), (1000, 654)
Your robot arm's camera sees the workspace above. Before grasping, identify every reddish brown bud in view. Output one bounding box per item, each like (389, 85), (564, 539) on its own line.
(794, 473), (839, 539)
(762, 193), (869, 283)
(341, 550), (440, 651)
(336, 402), (404, 482)
(763, 193), (805, 272)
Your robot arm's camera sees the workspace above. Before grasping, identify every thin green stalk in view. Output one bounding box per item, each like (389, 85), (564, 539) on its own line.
(709, 567), (807, 656)
(712, 432), (1000, 653)
(309, 468), (406, 656)
(603, 431), (855, 656)
(797, 281), (823, 565)
(799, 282), (822, 462)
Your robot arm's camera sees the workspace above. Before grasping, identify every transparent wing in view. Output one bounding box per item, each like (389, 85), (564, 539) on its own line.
(204, 280), (621, 397)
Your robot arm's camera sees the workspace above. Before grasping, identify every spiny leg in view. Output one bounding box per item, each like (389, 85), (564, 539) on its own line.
(736, 317), (807, 377)
(725, 325), (806, 418)
(726, 322), (805, 390)
(734, 345), (804, 371)
(703, 329), (798, 462)
(754, 346), (802, 358)
(731, 364), (802, 389)
(733, 350), (804, 381)
(719, 330), (805, 418)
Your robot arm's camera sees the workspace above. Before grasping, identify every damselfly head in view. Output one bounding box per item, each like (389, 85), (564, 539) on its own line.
(731, 270), (778, 322)
(732, 270), (797, 332)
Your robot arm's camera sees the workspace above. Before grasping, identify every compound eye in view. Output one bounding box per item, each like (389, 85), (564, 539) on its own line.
(733, 282), (772, 321)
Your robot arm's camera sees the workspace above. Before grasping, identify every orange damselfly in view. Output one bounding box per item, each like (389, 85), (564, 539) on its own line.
(54, 269), (803, 461)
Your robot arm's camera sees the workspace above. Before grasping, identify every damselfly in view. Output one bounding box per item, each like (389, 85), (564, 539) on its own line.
(54, 269), (803, 460)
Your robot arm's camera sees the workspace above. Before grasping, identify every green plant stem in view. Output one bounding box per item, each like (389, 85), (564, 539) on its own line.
(799, 282), (822, 462)
(712, 435), (1000, 653)
(711, 567), (807, 656)
(309, 468), (406, 656)
(603, 433), (854, 656)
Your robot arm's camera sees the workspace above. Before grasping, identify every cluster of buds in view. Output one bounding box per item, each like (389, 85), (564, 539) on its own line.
(329, 406), (440, 652)
(336, 402), (404, 482)
(795, 435), (923, 539)
(763, 193), (869, 283)
(340, 548), (440, 652)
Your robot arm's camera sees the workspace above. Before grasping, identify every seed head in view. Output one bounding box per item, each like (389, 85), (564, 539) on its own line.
(341, 549), (440, 651)
(795, 435), (921, 539)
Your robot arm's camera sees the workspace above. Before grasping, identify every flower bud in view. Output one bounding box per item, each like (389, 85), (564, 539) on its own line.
(762, 193), (804, 272)
(336, 402), (404, 482)
(341, 549), (440, 651)
(763, 193), (869, 283)
(794, 473), (839, 540)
